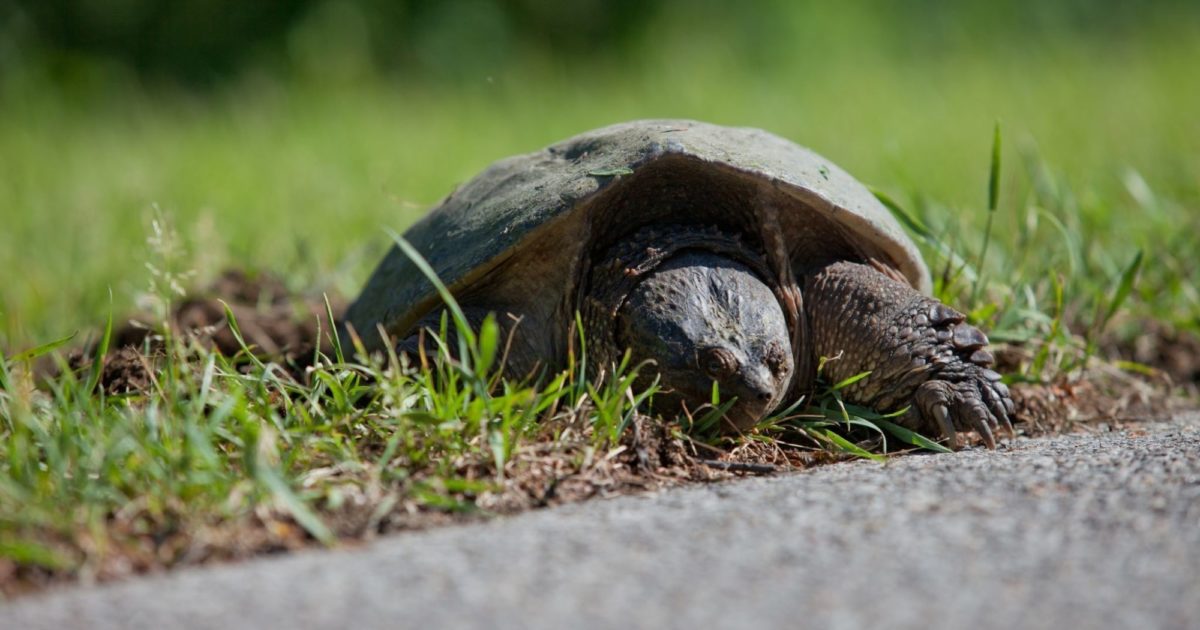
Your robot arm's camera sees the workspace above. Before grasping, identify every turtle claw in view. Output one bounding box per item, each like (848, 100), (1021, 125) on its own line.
(932, 404), (958, 450)
(968, 406), (997, 450)
(981, 378), (1016, 440)
(913, 373), (1011, 450)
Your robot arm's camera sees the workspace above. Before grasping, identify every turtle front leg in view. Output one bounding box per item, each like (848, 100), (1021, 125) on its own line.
(803, 261), (1014, 449)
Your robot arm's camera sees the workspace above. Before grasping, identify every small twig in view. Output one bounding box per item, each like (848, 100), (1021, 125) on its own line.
(698, 459), (778, 474)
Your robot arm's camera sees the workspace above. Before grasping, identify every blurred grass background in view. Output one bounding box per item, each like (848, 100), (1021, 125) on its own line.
(1, 0), (1198, 347)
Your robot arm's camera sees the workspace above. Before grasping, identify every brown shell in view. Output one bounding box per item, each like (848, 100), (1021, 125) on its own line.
(346, 119), (930, 351)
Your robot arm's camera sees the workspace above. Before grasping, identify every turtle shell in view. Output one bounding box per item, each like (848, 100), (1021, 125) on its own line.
(345, 119), (930, 351)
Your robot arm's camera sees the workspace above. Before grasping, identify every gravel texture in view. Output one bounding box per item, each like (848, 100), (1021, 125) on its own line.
(4, 413), (1198, 630)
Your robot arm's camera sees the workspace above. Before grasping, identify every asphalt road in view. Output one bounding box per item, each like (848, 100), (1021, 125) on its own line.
(4, 413), (1198, 630)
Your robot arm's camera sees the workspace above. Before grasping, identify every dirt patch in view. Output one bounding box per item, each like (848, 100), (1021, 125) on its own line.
(992, 324), (1197, 436)
(1108, 320), (1200, 388)
(61, 269), (339, 394)
(1011, 374), (1174, 436)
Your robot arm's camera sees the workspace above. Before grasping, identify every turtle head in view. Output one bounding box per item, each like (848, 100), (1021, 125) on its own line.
(617, 251), (794, 431)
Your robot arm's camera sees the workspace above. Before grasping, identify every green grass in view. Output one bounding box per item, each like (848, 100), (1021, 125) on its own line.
(0, 264), (651, 578)
(0, 232), (931, 584)
(1, 8), (1198, 588)
(2, 20), (1198, 346)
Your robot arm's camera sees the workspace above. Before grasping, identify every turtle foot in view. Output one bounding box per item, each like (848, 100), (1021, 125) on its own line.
(910, 365), (1015, 450)
(805, 261), (1015, 450)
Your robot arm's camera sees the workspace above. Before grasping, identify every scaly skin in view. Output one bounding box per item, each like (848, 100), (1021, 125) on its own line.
(804, 261), (1014, 448)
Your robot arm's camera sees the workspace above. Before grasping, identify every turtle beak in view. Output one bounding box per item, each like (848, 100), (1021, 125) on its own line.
(720, 364), (781, 431)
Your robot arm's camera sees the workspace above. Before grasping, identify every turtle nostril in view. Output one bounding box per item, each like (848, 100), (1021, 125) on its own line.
(757, 391), (772, 402)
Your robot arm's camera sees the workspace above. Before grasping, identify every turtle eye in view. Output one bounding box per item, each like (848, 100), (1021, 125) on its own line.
(700, 347), (738, 380)
(764, 341), (789, 376)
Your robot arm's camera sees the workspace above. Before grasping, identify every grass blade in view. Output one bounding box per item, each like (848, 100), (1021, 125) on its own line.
(972, 122), (1002, 304)
(218, 301), (268, 370)
(387, 230), (477, 368)
(830, 370), (871, 391)
(873, 418), (952, 453)
(324, 293), (344, 365)
(988, 121), (1002, 212)
(85, 290), (115, 394)
(872, 189), (934, 240)
(873, 188), (979, 287)
(1099, 250), (1144, 334)
(257, 465), (335, 545)
(7, 331), (78, 363)
(819, 430), (885, 461)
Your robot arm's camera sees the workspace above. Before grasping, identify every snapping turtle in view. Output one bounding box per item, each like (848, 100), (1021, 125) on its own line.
(346, 120), (1013, 447)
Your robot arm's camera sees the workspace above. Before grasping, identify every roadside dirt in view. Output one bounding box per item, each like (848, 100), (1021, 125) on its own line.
(8, 269), (1195, 598)
(67, 269), (335, 391)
